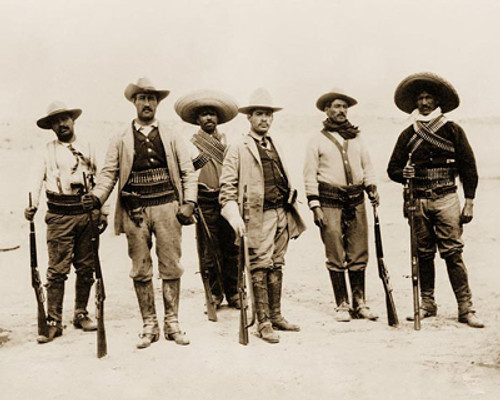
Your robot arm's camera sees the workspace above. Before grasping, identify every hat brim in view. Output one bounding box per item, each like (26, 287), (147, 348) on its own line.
(124, 83), (170, 103)
(174, 91), (239, 125)
(394, 72), (460, 114)
(316, 93), (357, 111)
(238, 105), (283, 115)
(36, 109), (82, 130)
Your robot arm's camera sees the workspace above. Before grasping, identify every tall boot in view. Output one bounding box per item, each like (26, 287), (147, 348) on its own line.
(252, 269), (279, 343)
(73, 274), (97, 331)
(406, 257), (438, 321)
(445, 253), (484, 328)
(133, 280), (160, 349)
(268, 269), (300, 331)
(329, 270), (351, 322)
(349, 270), (378, 321)
(37, 280), (64, 344)
(163, 279), (189, 345)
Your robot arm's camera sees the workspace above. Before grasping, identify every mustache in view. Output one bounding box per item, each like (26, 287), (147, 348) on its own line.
(142, 106), (153, 112)
(58, 126), (69, 134)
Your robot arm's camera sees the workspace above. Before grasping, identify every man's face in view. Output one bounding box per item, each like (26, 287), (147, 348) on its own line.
(416, 91), (438, 116)
(134, 92), (158, 122)
(248, 108), (273, 135)
(51, 113), (75, 142)
(196, 108), (219, 134)
(325, 99), (349, 123)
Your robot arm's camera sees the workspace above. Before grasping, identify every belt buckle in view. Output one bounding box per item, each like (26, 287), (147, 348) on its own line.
(421, 188), (434, 199)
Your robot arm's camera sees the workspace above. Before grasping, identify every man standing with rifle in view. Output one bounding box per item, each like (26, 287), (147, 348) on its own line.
(388, 72), (484, 328)
(174, 90), (241, 314)
(304, 88), (380, 323)
(219, 88), (306, 344)
(24, 101), (108, 343)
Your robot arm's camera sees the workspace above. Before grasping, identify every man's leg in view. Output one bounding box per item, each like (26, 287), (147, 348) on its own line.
(320, 207), (351, 322)
(218, 213), (240, 308)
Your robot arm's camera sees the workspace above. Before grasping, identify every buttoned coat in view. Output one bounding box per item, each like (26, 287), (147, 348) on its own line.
(93, 121), (197, 235)
(219, 133), (306, 248)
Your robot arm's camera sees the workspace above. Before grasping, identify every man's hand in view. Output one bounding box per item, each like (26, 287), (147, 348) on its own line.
(460, 198), (474, 225)
(366, 185), (380, 207)
(176, 202), (195, 225)
(82, 194), (101, 211)
(402, 164), (415, 179)
(229, 215), (246, 237)
(312, 207), (325, 229)
(24, 206), (37, 221)
(98, 214), (108, 234)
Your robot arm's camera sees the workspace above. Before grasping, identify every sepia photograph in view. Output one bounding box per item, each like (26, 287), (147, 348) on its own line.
(1, 0), (499, 399)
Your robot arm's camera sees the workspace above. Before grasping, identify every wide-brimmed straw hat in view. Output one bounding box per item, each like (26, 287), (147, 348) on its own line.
(238, 88), (282, 115)
(124, 77), (170, 103)
(316, 88), (357, 111)
(174, 90), (239, 125)
(36, 101), (82, 130)
(394, 72), (460, 114)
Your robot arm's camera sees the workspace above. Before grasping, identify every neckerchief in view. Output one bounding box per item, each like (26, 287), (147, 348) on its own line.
(322, 119), (359, 140)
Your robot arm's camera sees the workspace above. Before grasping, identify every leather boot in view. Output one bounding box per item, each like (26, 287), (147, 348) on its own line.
(329, 270), (351, 322)
(268, 269), (300, 331)
(133, 280), (160, 349)
(252, 269), (279, 343)
(349, 270), (378, 321)
(445, 253), (483, 328)
(38, 280), (64, 344)
(163, 279), (189, 345)
(73, 274), (97, 331)
(406, 257), (438, 321)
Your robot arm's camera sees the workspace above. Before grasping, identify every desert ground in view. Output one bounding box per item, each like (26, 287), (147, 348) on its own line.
(0, 115), (499, 400)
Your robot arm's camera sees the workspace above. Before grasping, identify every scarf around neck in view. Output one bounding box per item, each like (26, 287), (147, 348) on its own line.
(323, 119), (360, 140)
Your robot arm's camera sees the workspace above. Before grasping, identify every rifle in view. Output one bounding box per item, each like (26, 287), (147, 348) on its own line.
(82, 173), (107, 358)
(28, 193), (49, 339)
(405, 154), (421, 330)
(372, 204), (399, 327)
(196, 206), (225, 322)
(238, 186), (256, 345)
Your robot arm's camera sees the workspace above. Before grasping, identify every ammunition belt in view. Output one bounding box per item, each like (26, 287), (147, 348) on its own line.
(197, 186), (220, 204)
(414, 167), (456, 189)
(263, 197), (288, 211)
(318, 183), (364, 209)
(125, 167), (174, 197)
(412, 185), (457, 199)
(46, 191), (86, 215)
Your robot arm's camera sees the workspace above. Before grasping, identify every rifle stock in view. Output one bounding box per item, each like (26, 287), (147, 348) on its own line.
(29, 193), (49, 338)
(405, 155), (421, 330)
(372, 205), (399, 327)
(83, 173), (107, 357)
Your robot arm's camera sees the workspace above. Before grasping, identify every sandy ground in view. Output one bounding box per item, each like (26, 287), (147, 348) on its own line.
(0, 116), (499, 400)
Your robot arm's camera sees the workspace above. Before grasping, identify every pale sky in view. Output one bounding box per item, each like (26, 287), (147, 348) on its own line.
(1, 0), (500, 123)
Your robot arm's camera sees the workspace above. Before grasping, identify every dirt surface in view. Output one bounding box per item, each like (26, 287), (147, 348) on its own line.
(1, 117), (499, 400)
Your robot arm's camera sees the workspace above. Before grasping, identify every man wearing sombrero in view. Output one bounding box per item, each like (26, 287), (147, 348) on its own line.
(24, 101), (109, 343)
(388, 72), (483, 328)
(174, 90), (240, 310)
(219, 88), (306, 343)
(87, 78), (198, 348)
(304, 88), (380, 323)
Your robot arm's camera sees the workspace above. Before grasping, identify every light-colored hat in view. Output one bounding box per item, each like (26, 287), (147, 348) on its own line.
(238, 88), (283, 115)
(174, 90), (239, 125)
(394, 72), (460, 114)
(36, 101), (82, 130)
(124, 77), (170, 103)
(316, 88), (357, 111)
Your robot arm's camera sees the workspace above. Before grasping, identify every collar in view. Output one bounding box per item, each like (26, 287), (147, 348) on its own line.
(410, 107), (443, 122)
(134, 119), (158, 135)
(248, 130), (270, 142)
(198, 128), (224, 143)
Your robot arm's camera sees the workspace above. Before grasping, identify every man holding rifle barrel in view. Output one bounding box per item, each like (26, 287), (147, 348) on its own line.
(219, 88), (306, 344)
(24, 101), (108, 343)
(388, 72), (484, 328)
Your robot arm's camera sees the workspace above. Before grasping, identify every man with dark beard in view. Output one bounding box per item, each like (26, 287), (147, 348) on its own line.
(388, 72), (483, 328)
(85, 78), (198, 348)
(304, 88), (379, 323)
(25, 101), (108, 343)
(174, 90), (240, 310)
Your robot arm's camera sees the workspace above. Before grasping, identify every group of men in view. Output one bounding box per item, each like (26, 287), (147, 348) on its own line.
(24, 71), (484, 349)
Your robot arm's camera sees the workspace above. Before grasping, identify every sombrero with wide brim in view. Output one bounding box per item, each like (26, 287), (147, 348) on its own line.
(36, 101), (82, 130)
(394, 72), (460, 114)
(174, 90), (239, 125)
(238, 88), (283, 115)
(124, 77), (170, 103)
(316, 88), (357, 111)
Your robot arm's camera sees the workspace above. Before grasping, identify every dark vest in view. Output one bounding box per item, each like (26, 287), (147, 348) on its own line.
(255, 138), (289, 210)
(132, 126), (168, 171)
